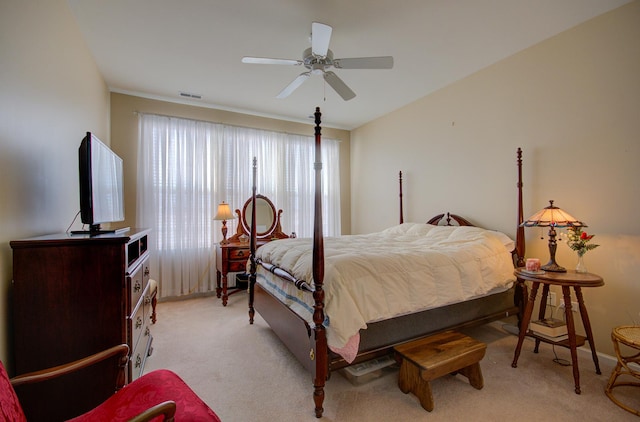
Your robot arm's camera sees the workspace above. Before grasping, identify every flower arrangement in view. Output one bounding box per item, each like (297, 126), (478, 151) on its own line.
(567, 227), (599, 257)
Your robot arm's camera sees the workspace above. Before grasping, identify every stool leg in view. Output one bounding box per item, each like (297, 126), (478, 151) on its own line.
(459, 363), (484, 390)
(398, 361), (412, 394)
(416, 379), (435, 412)
(398, 361), (434, 412)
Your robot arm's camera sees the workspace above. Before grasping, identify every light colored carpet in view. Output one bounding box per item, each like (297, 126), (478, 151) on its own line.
(144, 294), (639, 421)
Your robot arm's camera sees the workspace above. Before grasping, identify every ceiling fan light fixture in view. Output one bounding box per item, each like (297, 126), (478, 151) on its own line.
(311, 63), (324, 76)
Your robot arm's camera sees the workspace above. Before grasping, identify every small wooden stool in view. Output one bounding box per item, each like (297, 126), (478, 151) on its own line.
(394, 331), (486, 412)
(605, 325), (640, 416)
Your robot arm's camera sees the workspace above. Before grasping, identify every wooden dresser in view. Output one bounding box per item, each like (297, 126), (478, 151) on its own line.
(10, 228), (153, 421)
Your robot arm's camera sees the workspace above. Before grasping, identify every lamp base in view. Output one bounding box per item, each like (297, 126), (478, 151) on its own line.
(541, 262), (567, 272)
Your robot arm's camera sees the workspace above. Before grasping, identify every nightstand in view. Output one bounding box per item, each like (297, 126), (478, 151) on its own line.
(216, 241), (250, 306)
(511, 268), (604, 394)
(216, 192), (290, 306)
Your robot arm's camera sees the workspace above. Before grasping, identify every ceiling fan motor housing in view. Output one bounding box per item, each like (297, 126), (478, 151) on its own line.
(303, 47), (333, 71)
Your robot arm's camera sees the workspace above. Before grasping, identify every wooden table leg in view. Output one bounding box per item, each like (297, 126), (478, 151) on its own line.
(221, 272), (229, 306)
(534, 283), (550, 353)
(574, 286), (601, 374)
(562, 285), (581, 394)
(216, 270), (222, 298)
(512, 281), (539, 368)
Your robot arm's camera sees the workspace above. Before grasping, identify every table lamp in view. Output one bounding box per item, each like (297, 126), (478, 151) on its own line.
(521, 200), (585, 272)
(213, 201), (235, 244)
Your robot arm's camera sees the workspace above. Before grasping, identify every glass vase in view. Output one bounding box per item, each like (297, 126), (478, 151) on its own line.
(575, 255), (587, 273)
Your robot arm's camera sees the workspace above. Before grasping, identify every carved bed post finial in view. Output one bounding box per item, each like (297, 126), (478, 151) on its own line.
(399, 171), (403, 224)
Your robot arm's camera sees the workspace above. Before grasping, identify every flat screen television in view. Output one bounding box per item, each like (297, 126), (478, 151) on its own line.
(72, 132), (125, 235)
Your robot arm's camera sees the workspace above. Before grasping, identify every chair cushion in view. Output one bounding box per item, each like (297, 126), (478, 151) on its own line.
(68, 369), (220, 421)
(149, 278), (158, 296)
(0, 361), (27, 422)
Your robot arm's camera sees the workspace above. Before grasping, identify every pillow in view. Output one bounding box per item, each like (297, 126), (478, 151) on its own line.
(448, 226), (515, 251)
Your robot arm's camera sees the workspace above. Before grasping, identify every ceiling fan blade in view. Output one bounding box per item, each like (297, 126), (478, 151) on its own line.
(242, 56), (302, 66)
(323, 71), (356, 101)
(333, 56), (394, 69)
(276, 72), (311, 99)
(311, 22), (332, 57)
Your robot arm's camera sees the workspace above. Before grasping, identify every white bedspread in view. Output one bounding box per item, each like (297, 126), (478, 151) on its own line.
(255, 223), (515, 362)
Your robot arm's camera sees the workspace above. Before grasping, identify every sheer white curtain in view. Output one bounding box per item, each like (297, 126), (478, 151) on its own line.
(137, 113), (340, 298)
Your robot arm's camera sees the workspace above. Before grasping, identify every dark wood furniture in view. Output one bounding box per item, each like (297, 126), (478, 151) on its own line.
(511, 268), (604, 394)
(247, 107), (527, 418)
(216, 191), (289, 305)
(216, 239), (266, 306)
(10, 229), (154, 421)
(394, 331), (486, 412)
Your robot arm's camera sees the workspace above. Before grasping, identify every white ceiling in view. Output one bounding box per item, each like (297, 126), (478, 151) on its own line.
(67, 0), (629, 130)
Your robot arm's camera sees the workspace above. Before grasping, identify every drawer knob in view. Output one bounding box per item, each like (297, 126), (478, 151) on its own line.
(136, 316), (143, 329)
(135, 354), (142, 368)
(237, 250), (245, 257)
(134, 280), (141, 292)
(144, 267), (150, 276)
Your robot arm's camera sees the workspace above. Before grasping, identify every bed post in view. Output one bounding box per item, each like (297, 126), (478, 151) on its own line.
(514, 147), (527, 328)
(399, 171), (404, 224)
(514, 147), (525, 268)
(312, 107), (327, 418)
(248, 157), (257, 324)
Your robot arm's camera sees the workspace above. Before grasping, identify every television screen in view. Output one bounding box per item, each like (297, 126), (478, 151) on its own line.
(77, 132), (125, 233)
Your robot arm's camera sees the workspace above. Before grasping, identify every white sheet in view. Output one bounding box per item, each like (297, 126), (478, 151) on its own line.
(255, 223), (515, 361)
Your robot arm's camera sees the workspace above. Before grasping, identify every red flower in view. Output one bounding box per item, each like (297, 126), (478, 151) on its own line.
(581, 232), (594, 241)
(568, 227), (599, 257)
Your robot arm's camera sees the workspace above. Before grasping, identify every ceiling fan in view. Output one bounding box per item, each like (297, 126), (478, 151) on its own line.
(242, 22), (393, 101)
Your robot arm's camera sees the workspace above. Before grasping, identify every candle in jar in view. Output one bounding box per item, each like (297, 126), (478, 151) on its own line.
(526, 258), (541, 272)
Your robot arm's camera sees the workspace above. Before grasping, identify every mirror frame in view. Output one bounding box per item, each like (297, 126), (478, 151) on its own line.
(228, 194), (289, 242)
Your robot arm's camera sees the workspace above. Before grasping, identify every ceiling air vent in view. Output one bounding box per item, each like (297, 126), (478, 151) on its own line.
(179, 91), (202, 99)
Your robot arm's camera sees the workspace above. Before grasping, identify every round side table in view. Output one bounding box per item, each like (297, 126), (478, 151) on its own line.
(605, 325), (640, 416)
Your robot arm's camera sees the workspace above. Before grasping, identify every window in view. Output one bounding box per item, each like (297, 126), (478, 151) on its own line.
(137, 113), (340, 297)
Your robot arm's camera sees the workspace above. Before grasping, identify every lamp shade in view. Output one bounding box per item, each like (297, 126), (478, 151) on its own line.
(213, 202), (235, 221)
(521, 200), (585, 272)
(521, 200), (585, 228)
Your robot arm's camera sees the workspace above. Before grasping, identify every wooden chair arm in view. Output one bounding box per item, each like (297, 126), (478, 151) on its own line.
(127, 400), (177, 422)
(10, 344), (129, 388)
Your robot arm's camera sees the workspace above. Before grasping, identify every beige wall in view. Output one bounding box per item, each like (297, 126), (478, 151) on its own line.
(2, 0), (636, 371)
(110, 93), (352, 235)
(0, 1), (110, 366)
(351, 2), (640, 356)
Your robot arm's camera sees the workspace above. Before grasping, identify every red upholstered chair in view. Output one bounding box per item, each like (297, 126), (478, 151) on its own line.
(1, 344), (220, 422)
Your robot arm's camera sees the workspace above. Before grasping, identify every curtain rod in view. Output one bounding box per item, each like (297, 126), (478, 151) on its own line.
(132, 110), (341, 142)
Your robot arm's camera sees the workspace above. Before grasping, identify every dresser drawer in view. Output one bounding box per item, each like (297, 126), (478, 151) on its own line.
(130, 289), (146, 350)
(131, 325), (152, 380)
(228, 260), (248, 273)
(128, 258), (149, 316)
(229, 248), (250, 260)
(130, 290), (152, 381)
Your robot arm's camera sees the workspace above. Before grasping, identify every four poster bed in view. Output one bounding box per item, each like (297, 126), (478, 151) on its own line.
(247, 107), (527, 418)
